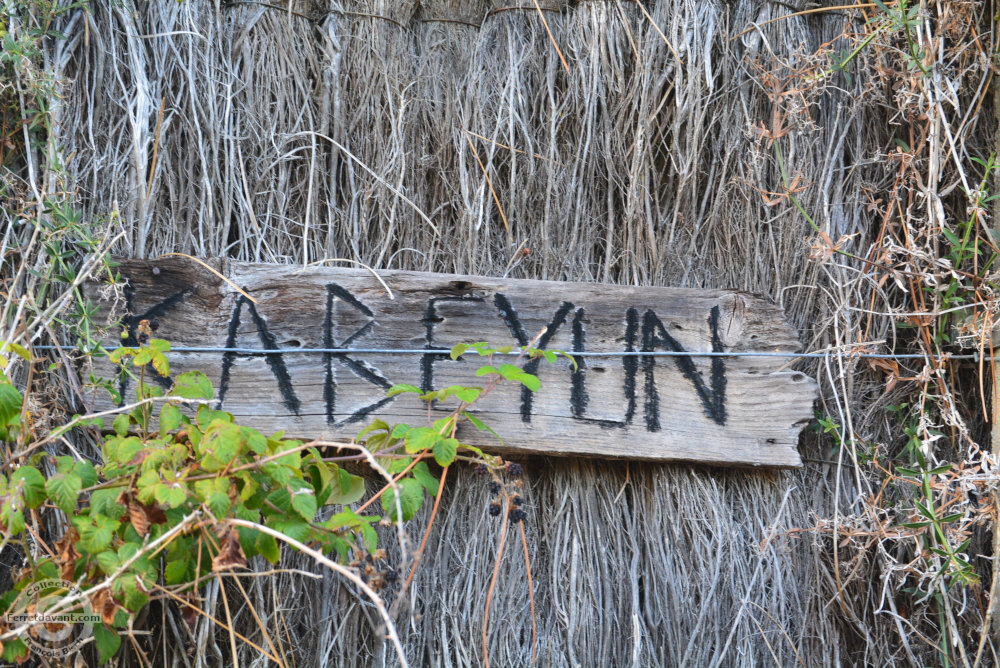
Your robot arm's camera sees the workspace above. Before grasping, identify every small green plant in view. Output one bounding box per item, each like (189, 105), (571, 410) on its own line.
(895, 462), (977, 590)
(811, 412), (876, 464)
(0, 334), (569, 663)
(932, 154), (999, 344)
(884, 402), (978, 597)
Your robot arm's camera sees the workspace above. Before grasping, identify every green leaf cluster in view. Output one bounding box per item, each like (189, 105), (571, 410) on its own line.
(0, 354), (373, 664)
(0, 337), (554, 663)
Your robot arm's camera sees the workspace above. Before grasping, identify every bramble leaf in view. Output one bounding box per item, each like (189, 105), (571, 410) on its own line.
(96, 550), (121, 576)
(517, 372), (540, 392)
(498, 364), (522, 380)
(454, 387), (481, 403)
(0, 499), (25, 536)
(381, 478), (423, 522)
(150, 352), (169, 376)
(386, 384), (422, 397)
(114, 576), (148, 612)
(1, 639), (28, 663)
(0, 382), (21, 426)
(356, 419), (389, 440)
(148, 339), (170, 353)
(461, 411), (503, 443)
(135, 470), (161, 505)
(257, 532), (280, 564)
(115, 436), (144, 466)
(288, 478), (318, 521)
(325, 471), (365, 505)
(158, 404), (183, 433)
(242, 427), (267, 454)
(266, 487), (293, 514)
(12, 466), (45, 509)
(91, 488), (127, 520)
(171, 371), (214, 400)
(61, 458), (98, 487)
(199, 420), (243, 471)
(195, 478), (230, 517)
(434, 437), (458, 467)
(164, 555), (191, 585)
(405, 426), (442, 454)
(153, 480), (188, 509)
(46, 472), (82, 514)
(73, 514), (121, 553)
(269, 515), (311, 543)
(113, 413), (130, 437)
(412, 461), (439, 497)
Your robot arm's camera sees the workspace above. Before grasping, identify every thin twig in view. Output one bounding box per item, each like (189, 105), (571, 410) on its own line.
(465, 134), (514, 244)
(391, 465), (450, 620)
(292, 258), (395, 299)
(532, 0), (569, 73)
(155, 253), (257, 304)
(518, 521), (537, 665)
(145, 97), (165, 200)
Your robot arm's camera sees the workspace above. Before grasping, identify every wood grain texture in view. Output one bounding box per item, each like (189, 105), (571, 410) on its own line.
(83, 258), (817, 467)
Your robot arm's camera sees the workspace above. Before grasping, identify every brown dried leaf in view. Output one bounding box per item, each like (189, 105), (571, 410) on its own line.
(125, 450), (150, 467)
(128, 502), (150, 537)
(90, 588), (119, 627)
(146, 501), (167, 525)
(867, 357), (901, 393)
(180, 595), (200, 629)
(55, 528), (81, 582)
(211, 529), (247, 571)
(121, 491), (167, 536)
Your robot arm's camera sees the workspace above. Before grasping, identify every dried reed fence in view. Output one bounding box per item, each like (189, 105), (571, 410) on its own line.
(2, 0), (999, 665)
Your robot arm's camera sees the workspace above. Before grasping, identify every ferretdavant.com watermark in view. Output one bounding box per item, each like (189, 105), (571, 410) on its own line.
(2, 578), (99, 660)
(5, 611), (102, 624)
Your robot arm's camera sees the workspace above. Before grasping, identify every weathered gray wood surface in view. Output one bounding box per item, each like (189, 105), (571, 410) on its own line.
(83, 258), (817, 467)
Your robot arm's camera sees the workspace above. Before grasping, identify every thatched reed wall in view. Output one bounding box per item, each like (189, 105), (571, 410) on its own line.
(14, 0), (996, 665)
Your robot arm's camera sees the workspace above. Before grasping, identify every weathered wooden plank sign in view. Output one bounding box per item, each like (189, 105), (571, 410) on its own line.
(84, 258), (817, 467)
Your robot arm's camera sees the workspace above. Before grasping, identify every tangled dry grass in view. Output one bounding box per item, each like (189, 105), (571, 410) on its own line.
(2, 0), (999, 665)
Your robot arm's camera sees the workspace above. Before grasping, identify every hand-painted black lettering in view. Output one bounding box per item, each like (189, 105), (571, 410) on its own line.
(571, 308), (625, 429)
(115, 282), (189, 404)
(493, 293), (529, 346)
(324, 283), (393, 425)
(571, 308), (588, 417)
(219, 294), (301, 415)
(640, 306), (727, 429)
(641, 319), (662, 431)
(327, 283), (374, 318)
(623, 308), (639, 425)
(121, 284), (192, 346)
(493, 293), (573, 423)
(421, 295), (484, 392)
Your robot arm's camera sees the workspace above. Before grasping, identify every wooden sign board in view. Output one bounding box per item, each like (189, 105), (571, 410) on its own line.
(83, 258), (817, 467)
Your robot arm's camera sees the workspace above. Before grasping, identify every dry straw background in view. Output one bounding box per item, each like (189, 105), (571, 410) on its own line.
(6, 0), (1000, 665)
